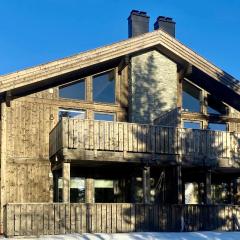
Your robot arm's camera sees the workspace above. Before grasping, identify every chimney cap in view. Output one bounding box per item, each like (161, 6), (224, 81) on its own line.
(156, 16), (175, 24)
(157, 16), (166, 20)
(128, 10), (150, 19)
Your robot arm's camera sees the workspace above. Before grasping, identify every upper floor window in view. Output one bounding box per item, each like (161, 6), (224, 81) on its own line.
(59, 108), (86, 119)
(93, 70), (115, 103)
(59, 79), (85, 100)
(207, 123), (227, 131)
(94, 112), (115, 121)
(183, 120), (202, 129)
(207, 95), (227, 115)
(182, 80), (201, 113)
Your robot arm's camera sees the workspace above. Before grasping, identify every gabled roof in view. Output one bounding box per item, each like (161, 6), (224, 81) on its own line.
(0, 29), (239, 96)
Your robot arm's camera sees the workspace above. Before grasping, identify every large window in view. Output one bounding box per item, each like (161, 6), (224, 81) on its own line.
(94, 112), (115, 121)
(93, 70), (115, 103)
(59, 79), (85, 100)
(207, 95), (227, 115)
(59, 108), (86, 119)
(182, 80), (201, 112)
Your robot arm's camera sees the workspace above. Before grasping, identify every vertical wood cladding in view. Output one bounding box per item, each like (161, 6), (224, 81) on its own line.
(130, 50), (178, 123)
(0, 102), (7, 231)
(6, 98), (58, 160)
(6, 162), (52, 203)
(228, 109), (240, 132)
(5, 89), (58, 203)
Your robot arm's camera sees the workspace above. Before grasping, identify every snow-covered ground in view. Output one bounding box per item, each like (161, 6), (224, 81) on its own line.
(4, 232), (240, 240)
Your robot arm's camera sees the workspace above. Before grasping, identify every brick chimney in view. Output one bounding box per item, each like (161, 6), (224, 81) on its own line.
(128, 10), (150, 38)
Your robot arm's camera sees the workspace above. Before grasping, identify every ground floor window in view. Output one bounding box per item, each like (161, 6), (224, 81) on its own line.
(184, 182), (199, 204)
(211, 183), (230, 204)
(134, 177), (156, 203)
(94, 179), (116, 203)
(58, 177), (85, 203)
(134, 177), (143, 203)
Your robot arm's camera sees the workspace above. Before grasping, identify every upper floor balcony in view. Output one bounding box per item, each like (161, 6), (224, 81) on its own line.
(49, 118), (240, 168)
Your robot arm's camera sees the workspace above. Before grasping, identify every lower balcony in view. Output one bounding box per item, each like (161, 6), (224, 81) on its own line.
(49, 118), (240, 168)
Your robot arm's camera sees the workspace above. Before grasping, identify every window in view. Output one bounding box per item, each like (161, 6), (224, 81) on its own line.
(207, 95), (227, 115)
(59, 79), (85, 100)
(58, 177), (85, 203)
(59, 108), (86, 119)
(94, 112), (115, 121)
(183, 120), (201, 129)
(94, 179), (115, 203)
(182, 80), (201, 112)
(93, 70), (115, 103)
(212, 183), (229, 204)
(185, 182), (199, 204)
(208, 123), (227, 131)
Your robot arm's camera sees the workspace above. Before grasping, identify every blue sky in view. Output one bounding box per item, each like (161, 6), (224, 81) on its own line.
(0, 0), (239, 79)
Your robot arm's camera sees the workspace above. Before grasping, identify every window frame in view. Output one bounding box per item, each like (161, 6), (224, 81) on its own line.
(207, 94), (228, 116)
(57, 177), (86, 203)
(182, 120), (203, 129)
(92, 68), (116, 104)
(57, 67), (123, 121)
(181, 79), (231, 132)
(207, 122), (228, 132)
(94, 111), (116, 121)
(59, 78), (86, 101)
(58, 108), (86, 120)
(182, 79), (202, 113)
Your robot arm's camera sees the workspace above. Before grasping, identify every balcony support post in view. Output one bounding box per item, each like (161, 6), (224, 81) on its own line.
(176, 165), (183, 204)
(62, 162), (70, 203)
(53, 170), (58, 202)
(130, 176), (136, 203)
(143, 166), (151, 204)
(86, 178), (94, 203)
(165, 165), (182, 204)
(204, 170), (211, 204)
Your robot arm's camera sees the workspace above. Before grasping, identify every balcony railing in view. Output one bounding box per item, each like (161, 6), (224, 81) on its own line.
(49, 118), (240, 166)
(4, 203), (240, 237)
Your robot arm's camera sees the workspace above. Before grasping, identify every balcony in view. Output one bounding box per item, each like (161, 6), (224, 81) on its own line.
(49, 118), (240, 167)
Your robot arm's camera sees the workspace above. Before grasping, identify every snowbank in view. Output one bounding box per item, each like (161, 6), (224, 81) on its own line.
(6, 231), (240, 240)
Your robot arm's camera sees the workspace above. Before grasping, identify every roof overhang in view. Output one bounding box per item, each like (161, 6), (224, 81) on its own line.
(0, 29), (239, 109)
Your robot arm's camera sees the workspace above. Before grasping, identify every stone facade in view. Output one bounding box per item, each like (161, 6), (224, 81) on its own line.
(129, 50), (178, 123)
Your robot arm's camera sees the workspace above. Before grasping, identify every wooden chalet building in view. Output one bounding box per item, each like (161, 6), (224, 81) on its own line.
(1, 10), (240, 236)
